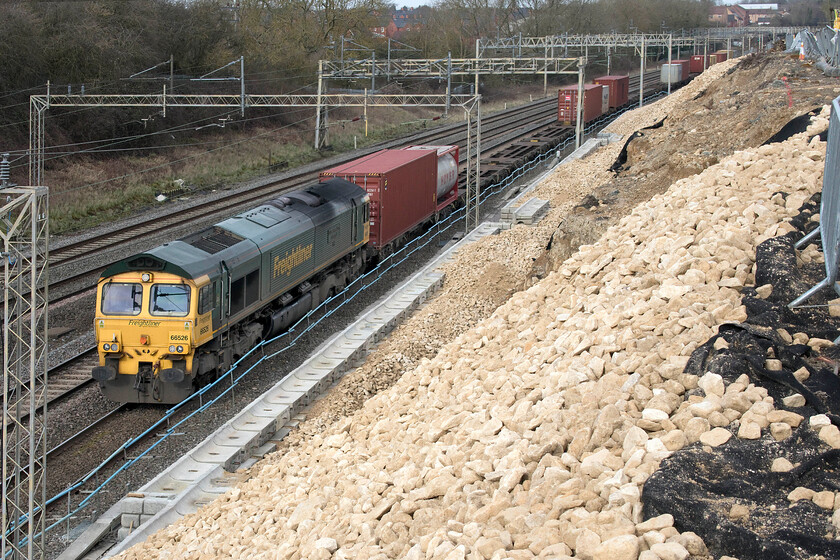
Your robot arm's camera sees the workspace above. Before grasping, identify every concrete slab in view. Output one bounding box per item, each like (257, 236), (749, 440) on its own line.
(231, 413), (278, 446)
(165, 457), (218, 483)
(511, 198), (550, 225)
(277, 371), (321, 396)
(140, 475), (192, 495)
(191, 441), (244, 470)
(55, 502), (122, 560)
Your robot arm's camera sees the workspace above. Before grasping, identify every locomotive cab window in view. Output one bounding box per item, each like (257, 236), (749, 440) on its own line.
(198, 284), (214, 315)
(150, 284), (191, 317)
(101, 282), (143, 316)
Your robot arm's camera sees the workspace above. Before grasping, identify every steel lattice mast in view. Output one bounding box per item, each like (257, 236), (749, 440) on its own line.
(1, 186), (49, 560)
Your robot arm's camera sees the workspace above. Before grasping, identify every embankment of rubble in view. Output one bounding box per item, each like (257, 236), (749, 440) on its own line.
(116, 83), (833, 560)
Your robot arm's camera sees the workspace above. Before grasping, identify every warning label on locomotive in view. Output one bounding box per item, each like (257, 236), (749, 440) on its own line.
(273, 244), (313, 277)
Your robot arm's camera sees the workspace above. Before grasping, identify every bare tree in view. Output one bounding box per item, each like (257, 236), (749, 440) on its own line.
(237, 0), (385, 73)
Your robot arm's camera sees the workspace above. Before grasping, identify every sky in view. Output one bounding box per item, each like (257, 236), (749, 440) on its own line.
(390, 1), (433, 8)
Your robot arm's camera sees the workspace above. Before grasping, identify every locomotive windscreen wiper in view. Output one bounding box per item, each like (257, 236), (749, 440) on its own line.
(151, 285), (190, 315)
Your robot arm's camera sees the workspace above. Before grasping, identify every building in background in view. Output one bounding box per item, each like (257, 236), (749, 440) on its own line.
(709, 2), (785, 26)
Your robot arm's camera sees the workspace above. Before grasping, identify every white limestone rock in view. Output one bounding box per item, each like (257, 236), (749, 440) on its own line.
(771, 457), (794, 472)
(592, 534), (639, 560)
(649, 541), (690, 560)
(699, 427), (732, 447)
(698, 372), (725, 398)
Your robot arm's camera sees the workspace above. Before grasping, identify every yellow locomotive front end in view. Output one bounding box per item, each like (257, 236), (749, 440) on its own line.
(93, 271), (207, 403)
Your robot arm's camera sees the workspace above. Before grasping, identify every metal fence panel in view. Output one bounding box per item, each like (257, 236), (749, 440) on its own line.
(823, 97), (840, 285)
(790, 95), (840, 308)
(785, 29), (840, 67)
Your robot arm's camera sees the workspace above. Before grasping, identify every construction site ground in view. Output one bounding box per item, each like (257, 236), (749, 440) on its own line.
(112, 50), (840, 560)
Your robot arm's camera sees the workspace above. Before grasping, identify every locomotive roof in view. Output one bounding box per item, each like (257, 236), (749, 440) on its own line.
(100, 178), (366, 281)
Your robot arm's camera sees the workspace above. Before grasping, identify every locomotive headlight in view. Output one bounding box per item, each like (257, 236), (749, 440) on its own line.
(103, 343), (111, 351)
(141, 273), (152, 282)
(176, 345), (184, 353)
(169, 345), (177, 352)
(110, 343), (119, 352)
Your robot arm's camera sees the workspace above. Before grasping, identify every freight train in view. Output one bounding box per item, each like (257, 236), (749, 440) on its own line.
(558, 63), (704, 125)
(92, 145), (459, 404)
(558, 74), (631, 125)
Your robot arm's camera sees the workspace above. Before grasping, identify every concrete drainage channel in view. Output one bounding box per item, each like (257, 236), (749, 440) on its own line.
(60, 133), (623, 560)
(59, 222), (503, 560)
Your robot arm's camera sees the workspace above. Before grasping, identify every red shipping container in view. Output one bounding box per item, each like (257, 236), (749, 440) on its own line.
(672, 60), (690, 81)
(689, 54), (708, 74)
(593, 75), (629, 109)
(714, 50), (729, 62)
(558, 84), (603, 124)
(320, 149), (437, 249)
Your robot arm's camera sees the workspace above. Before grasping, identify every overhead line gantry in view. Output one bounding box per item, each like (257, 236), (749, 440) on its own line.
(28, 91), (482, 215)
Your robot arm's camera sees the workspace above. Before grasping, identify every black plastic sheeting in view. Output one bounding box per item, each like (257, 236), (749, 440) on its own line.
(609, 118), (666, 173)
(643, 193), (840, 560)
(763, 108), (827, 146)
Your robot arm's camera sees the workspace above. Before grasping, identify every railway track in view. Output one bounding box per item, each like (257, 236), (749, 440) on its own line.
(4, 347), (98, 441)
(47, 403), (129, 460)
(47, 68), (665, 307)
(45, 348), (98, 404)
(38, 68), (668, 411)
(34, 72), (678, 556)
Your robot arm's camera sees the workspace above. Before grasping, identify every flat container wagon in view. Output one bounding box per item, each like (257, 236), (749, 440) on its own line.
(320, 149), (438, 249)
(558, 84), (603, 125)
(593, 75), (629, 109)
(690, 54), (708, 74)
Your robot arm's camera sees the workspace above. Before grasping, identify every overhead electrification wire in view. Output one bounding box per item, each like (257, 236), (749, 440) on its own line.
(9, 105), (315, 171)
(52, 109), (319, 197)
(2, 77), (319, 155)
(30, 108), (317, 157)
